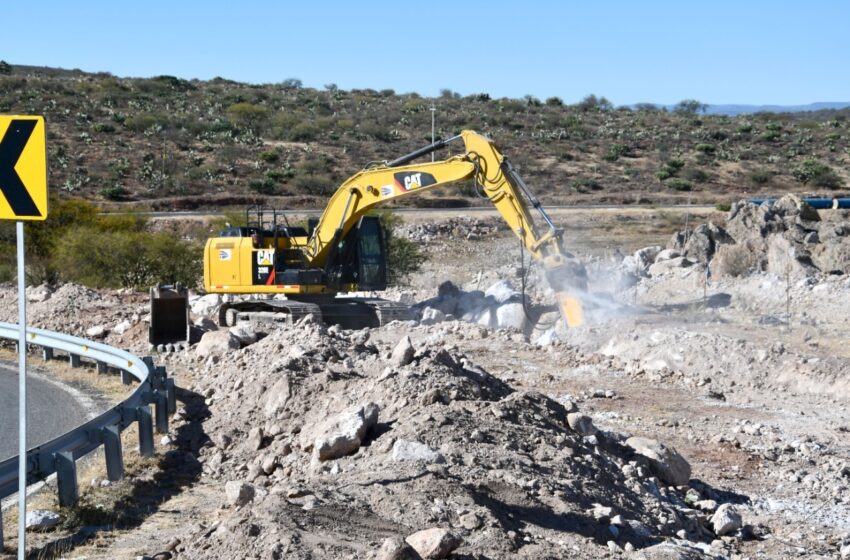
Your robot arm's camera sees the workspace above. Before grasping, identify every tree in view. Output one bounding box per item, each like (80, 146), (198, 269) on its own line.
(0, 60), (11, 75)
(226, 102), (268, 131)
(674, 99), (708, 115)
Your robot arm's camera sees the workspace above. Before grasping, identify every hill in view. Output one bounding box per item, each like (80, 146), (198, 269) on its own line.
(1, 62), (848, 209)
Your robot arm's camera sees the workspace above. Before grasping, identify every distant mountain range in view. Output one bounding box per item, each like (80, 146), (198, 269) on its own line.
(700, 102), (850, 116)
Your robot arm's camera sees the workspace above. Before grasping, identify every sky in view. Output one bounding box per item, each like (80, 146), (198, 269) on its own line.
(2, 1), (848, 106)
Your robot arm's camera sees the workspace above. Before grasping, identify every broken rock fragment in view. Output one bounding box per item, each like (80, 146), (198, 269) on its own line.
(710, 503), (742, 536)
(625, 436), (691, 486)
(405, 528), (462, 560)
(391, 336), (415, 367)
(391, 440), (445, 464)
(314, 403), (380, 461)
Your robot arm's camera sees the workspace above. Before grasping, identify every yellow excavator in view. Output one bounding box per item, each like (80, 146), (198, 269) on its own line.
(202, 130), (586, 329)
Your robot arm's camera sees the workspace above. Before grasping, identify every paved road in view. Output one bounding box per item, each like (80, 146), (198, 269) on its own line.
(0, 365), (89, 462)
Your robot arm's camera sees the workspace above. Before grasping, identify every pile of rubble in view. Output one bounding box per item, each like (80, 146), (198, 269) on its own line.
(397, 217), (503, 243)
(0, 283), (150, 350)
(617, 195), (850, 283)
(160, 315), (756, 559)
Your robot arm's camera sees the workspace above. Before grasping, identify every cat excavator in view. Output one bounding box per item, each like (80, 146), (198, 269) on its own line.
(198, 130), (586, 330)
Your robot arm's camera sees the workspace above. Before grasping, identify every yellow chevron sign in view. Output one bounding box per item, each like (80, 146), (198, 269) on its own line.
(0, 116), (47, 220)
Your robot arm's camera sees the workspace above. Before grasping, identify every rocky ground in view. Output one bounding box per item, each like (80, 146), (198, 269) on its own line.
(2, 199), (850, 559)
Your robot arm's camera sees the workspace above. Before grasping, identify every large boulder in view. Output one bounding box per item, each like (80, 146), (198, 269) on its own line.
(772, 194), (820, 222)
(313, 403), (379, 461)
(626, 437), (691, 486)
(405, 528), (462, 560)
(668, 223), (733, 263)
(195, 330), (240, 358)
(484, 280), (519, 304)
(495, 302), (528, 331)
(765, 235), (818, 278)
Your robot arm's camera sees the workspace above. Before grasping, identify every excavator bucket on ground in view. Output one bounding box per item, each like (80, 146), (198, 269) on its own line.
(149, 285), (189, 345)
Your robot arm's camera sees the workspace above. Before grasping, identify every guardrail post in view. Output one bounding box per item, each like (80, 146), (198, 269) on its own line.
(121, 370), (133, 385)
(0, 511), (4, 550)
(166, 377), (176, 415)
(42, 346), (53, 361)
(154, 392), (169, 434)
(102, 425), (124, 481)
(55, 451), (79, 507)
(69, 353), (81, 368)
(96, 361), (108, 374)
(138, 406), (154, 457)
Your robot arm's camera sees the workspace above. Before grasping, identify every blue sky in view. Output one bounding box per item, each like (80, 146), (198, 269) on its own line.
(3, 1), (848, 105)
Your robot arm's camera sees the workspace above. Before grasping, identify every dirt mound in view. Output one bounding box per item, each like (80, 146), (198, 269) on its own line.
(173, 318), (746, 559)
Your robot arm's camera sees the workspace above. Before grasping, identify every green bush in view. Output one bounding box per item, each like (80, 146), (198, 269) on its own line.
(760, 130), (781, 142)
(100, 185), (130, 200)
(736, 123), (753, 134)
(666, 178), (692, 191)
(715, 202), (732, 212)
(571, 178), (601, 192)
(292, 174), (337, 195)
(53, 228), (200, 289)
(748, 168), (772, 184)
(259, 151), (279, 163)
(603, 143), (632, 162)
(695, 143), (715, 154)
(792, 159), (843, 188)
(369, 210), (426, 284)
(248, 178), (277, 194)
(682, 168), (709, 183)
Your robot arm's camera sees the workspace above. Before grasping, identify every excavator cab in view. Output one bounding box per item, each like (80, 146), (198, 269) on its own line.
(328, 215), (388, 291)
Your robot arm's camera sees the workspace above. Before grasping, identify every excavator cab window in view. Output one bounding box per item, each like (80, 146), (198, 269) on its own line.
(355, 216), (388, 290)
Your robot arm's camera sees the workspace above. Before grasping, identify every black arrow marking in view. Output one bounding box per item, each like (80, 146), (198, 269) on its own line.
(0, 119), (42, 217)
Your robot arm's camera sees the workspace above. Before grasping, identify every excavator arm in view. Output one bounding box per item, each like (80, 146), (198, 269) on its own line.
(304, 130), (587, 326)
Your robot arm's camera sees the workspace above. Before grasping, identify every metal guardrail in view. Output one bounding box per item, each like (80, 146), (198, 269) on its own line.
(0, 322), (174, 548)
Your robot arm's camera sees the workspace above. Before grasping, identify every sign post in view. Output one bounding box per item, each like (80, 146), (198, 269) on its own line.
(0, 115), (48, 560)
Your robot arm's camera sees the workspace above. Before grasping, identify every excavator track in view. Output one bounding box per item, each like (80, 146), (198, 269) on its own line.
(218, 297), (412, 329)
(219, 300), (323, 327)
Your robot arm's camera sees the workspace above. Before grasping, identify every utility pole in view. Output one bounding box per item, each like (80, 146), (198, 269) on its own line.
(430, 103), (436, 161)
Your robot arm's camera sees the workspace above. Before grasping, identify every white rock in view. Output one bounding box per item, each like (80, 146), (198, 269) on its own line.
(495, 302), (528, 331)
(195, 330), (240, 358)
(113, 319), (132, 335)
(313, 403), (379, 461)
(191, 293), (222, 316)
(654, 249), (681, 262)
(421, 307), (446, 325)
(474, 307), (497, 329)
(25, 509), (60, 530)
(533, 328), (559, 346)
(405, 528), (463, 559)
(225, 480), (255, 507)
(392, 440), (445, 464)
(840, 543), (850, 559)
(484, 279), (519, 303)
(626, 437), (691, 486)
(263, 375), (291, 418)
(85, 325), (107, 339)
(710, 503), (742, 536)
(648, 256), (695, 277)
(566, 413), (597, 436)
(391, 336), (415, 367)
(26, 284), (52, 303)
(229, 321), (258, 345)
(193, 317), (218, 331)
